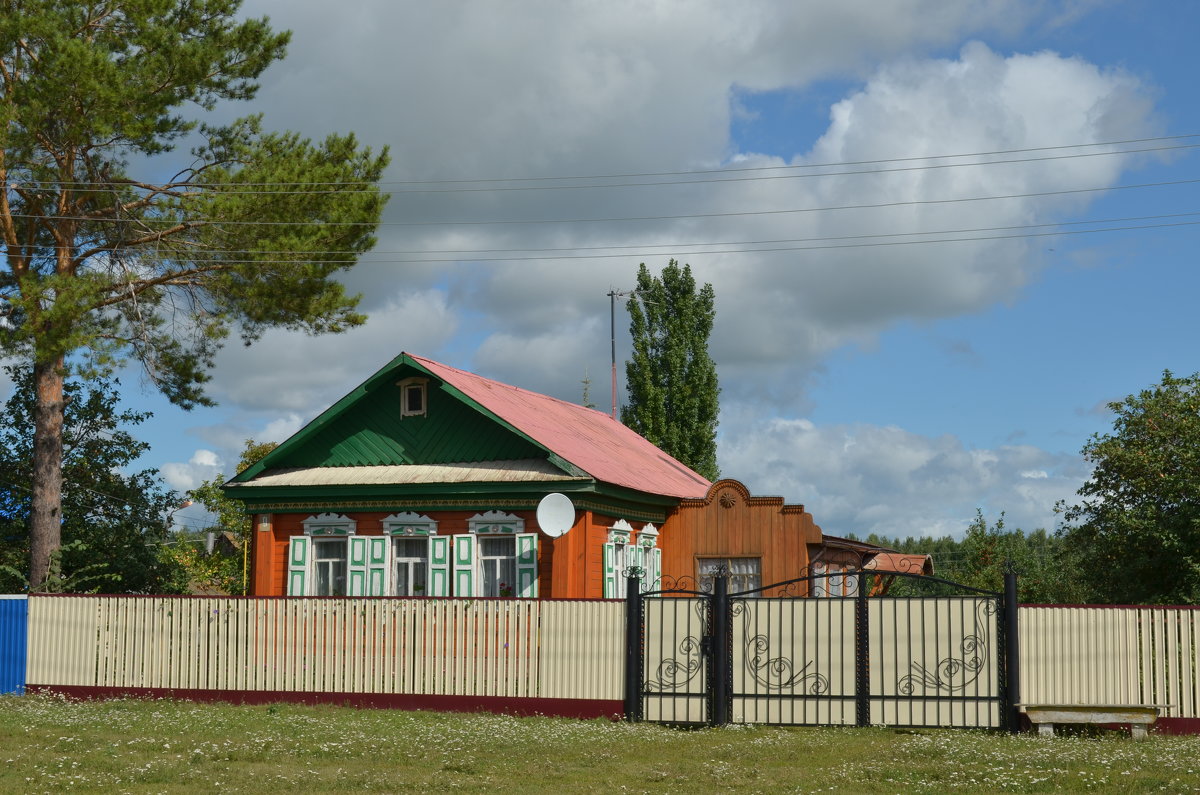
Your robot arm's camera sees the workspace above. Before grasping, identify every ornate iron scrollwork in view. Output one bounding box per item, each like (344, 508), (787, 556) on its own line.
(644, 635), (704, 692)
(897, 598), (998, 694)
(732, 601), (829, 694)
(658, 573), (699, 592)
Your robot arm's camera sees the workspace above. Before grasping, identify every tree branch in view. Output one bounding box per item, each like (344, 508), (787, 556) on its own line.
(90, 263), (232, 311)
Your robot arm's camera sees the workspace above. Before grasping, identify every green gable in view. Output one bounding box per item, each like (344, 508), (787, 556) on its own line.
(234, 355), (554, 481)
(273, 369), (545, 468)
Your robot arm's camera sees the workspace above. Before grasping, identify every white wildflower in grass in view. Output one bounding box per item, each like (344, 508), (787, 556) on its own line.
(1, 695), (1199, 792)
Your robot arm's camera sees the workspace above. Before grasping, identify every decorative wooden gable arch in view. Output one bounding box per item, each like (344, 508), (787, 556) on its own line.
(658, 479), (824, 590)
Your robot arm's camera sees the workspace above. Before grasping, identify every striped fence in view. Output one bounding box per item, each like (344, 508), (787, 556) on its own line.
(20, 595), (625, 717)
(4, 595), (1200, 731)
(1021, 604), (1200, 724)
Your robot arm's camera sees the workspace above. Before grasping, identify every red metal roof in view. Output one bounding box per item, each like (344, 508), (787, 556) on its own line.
(410, 354), (712, 499)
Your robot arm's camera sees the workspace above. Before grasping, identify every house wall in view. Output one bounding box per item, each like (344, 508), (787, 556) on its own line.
(657, 480), (824, 589)
(250, 483), (826, 599)
(253, 509), (553, 597)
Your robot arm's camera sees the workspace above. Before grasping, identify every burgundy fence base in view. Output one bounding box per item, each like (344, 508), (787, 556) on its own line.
(26, 685), (623, 721)
(1153, 718), (1200, 736)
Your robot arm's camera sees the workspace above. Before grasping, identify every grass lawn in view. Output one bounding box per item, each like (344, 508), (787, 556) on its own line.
(1, 694), (1199, 793)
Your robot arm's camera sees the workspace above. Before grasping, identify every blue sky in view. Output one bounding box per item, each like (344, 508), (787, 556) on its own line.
(9, 1), (1197, 540)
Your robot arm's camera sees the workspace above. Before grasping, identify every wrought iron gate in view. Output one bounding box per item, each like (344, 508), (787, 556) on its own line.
(626, 568), (1019, 730)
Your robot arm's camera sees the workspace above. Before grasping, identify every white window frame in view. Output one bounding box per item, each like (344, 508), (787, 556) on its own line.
(381, 512), (437, 596)
(397, 376), (429, 418)
(602, 520), (633, 598)
(312, 536), (349, 596)
(391, 536), (430, 597)
(288, 514), (389, 598)
(457, 511), (537, 598)
(287, 514), (359, 597)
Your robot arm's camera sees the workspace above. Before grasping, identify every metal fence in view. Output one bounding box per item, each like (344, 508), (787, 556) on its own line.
(630, 570), (1013, 729)
(1021, 604), (1200, 719)
(0, 596), (27, 694)
(5, 594), (1200, 729)
(23, 595), (624, 706)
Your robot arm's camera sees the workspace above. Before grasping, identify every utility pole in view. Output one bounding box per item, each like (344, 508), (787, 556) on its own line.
(607, 288), (640, 420)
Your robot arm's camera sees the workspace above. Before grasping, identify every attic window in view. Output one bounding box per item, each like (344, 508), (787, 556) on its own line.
(397, 377), (428, 418)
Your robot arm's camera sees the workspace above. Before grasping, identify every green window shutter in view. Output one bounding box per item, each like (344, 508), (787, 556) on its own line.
(367, 536), (389, 596)
(287, 536), (310, 596)
(515, 533), (538, 599)
(347, 536), (368, 596)
(602, 542), (617, 598)
(428, 535), (450, 597)
(452, 534), (475, 597)
(647, 547), (662, 595)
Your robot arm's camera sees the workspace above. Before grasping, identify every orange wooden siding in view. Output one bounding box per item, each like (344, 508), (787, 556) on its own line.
(256, 509), (557, 597)
(658, 480), (824, 587)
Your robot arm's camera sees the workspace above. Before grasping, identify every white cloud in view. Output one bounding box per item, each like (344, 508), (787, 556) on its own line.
(206, 289), (458, 413)
(191, 5), (1157, 425)
(719, 415), (1088, 539)
(161, 449), (224, 492)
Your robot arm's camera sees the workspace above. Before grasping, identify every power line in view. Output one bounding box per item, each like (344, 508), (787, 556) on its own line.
(11, 210), (1198, 261)
(8, 133), (1199, 190)
(11, 142), (1198, 195)
(8, 177), (1200, 229)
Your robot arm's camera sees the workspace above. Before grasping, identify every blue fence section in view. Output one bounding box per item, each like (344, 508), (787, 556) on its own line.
(0, 596), (28, 694)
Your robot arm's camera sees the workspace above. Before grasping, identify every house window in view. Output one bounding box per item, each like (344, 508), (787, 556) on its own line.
(397, 377), (428, 418)
(313, 538), (348, 596)
(479, 536), (517, 597)
(698, 557), (761, 596)
(455, 511), (538, 598)
(393, 537), (429, 596)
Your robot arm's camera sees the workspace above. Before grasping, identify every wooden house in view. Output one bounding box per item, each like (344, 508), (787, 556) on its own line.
(224, 352), (925, 599)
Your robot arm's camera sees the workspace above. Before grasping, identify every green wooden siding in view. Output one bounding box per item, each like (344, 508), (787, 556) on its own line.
(275, 371), (545, 468)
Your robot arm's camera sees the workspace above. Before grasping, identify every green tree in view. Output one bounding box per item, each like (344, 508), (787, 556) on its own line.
(178, 438), (277, 594)
(0, 366), (183, 593)
(855, 513), (1085, 603)
(1060, 370), (1200, 604)
(621, 260), (720, 480)
(1, 1), (389, 588)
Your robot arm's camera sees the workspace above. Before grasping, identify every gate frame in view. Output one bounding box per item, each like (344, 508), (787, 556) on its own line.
(626, 567), (1020, 731)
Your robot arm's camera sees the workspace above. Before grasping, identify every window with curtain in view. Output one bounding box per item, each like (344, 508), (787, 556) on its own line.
(392, 537), (429, 596)
(697, 557), (761, 596)
(479, 536), (517, 597)
(313, 538), (348, 596)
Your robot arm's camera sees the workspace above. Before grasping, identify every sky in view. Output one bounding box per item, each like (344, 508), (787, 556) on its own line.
(9, 0), (1199, 541)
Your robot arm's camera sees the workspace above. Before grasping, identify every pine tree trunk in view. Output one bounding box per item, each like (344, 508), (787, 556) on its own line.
(29, 356), (65, 591)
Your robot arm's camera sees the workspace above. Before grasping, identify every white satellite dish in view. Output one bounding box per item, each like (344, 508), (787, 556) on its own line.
(536, 492), (574, 538)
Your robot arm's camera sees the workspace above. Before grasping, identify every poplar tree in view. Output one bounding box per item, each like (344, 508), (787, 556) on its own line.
(1, 1), (389, 588)
(622, 260), (720, 481)
(1059, 370), (1200, 604)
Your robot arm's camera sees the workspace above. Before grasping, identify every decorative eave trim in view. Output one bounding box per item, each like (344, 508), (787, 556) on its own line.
(232, 496), (670, 524)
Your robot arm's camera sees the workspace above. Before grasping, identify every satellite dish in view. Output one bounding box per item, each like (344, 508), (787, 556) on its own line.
(536, 492), (574, 538)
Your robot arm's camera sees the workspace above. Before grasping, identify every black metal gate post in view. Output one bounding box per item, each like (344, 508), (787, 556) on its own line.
(623, 571), (643, 722)
(1003, 569), (1020, 733)
(855, 570), (870, 727)
(710, 573), (731, 726)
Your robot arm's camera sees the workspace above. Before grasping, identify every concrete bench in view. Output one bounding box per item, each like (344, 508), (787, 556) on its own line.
(1018, 704), (1171, 740)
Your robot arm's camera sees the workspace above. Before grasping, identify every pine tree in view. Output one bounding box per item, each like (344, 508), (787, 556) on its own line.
(1, 1), (389, 587)
(621, 260), (720, 480)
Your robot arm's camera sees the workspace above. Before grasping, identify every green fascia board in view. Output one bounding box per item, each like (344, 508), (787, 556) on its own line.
(224, 478), (676, 524)
(233, 353), (579, 482)
(234, 352), (413, 482)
